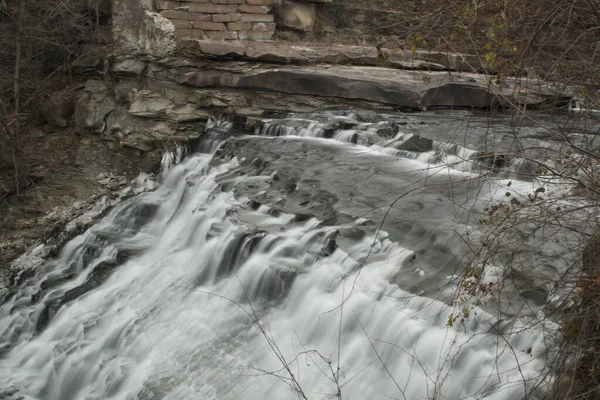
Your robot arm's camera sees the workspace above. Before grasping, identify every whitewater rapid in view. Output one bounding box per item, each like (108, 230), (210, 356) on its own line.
(0, 112), (564, 400)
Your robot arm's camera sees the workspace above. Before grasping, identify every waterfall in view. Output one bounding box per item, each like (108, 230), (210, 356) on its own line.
(256, 114), (490, 173)
(0, 139), (552, 399)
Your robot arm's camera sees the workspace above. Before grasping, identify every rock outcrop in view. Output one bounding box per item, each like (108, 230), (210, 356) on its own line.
(0, 0), (576, 294)
(68, 0), (572, 153)
(113, 0), (177, 57)
(75, 80), (119, 133)
(71, 49), (569, 151)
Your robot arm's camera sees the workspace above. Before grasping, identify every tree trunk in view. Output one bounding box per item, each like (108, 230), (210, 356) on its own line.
(12, 0), (24, 157)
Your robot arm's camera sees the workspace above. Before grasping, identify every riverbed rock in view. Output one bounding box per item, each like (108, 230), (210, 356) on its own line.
(395, 134), (433, 152)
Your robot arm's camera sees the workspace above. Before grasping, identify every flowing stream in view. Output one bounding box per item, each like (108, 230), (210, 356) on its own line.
(1, 110), (592, 400)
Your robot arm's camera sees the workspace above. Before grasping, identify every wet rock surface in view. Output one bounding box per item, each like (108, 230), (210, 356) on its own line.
(168, 61), (568, 111)
(66, 35), (572, 156)
(66, 52), (571, 158)
(212, 135), (468, 290)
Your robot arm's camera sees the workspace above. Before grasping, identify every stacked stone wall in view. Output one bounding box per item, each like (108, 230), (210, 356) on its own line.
(156, 0), (275, 40)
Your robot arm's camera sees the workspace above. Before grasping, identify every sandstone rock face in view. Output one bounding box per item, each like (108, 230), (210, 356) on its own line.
(174, 64), (513, 110)
(73, 44), (570, 154)
(180, 39), (484, 72)
(128, 89), (210, 122)
(104, 108), (176, 151)
(72, 46), (111, 74)
(276, 0), (316, 31)
(177, 68), (421, 108)
(112, 0), (177, 56)
(74, 78), (212, 152)
(75, 80), (118, 133)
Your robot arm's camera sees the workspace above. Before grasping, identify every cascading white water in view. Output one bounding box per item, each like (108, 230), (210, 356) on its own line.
(259, 119), (325, 138)
(257, 115), (485, 172)
(0, 135), (553, 400)
(160, 145), (187, 176)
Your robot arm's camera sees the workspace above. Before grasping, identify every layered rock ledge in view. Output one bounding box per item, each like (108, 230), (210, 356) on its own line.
(71, 40), (571, 151)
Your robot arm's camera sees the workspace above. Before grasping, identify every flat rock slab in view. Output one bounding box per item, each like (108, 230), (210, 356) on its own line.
(166, 61), (568, 110)
(105, 53), (570, 113)
(176, 65), (420, 108)
(180, 39), (484, 71)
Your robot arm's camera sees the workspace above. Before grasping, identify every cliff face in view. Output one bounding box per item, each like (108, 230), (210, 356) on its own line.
(112, 0), (177, 57)
(69, 0), (569, 153)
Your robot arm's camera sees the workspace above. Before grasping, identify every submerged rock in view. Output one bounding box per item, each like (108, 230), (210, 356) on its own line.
(395, 134), (433, 152)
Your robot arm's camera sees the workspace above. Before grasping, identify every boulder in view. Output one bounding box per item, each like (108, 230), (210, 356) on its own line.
(39, 92), (76, 128)
(474, 152), (508, 169)
(276, 0), (316, 31)
(112, 58), (147, 75)
(72, 46), (110, 73)
(395, 134), (433, 152)
(128, 89), (173, 117)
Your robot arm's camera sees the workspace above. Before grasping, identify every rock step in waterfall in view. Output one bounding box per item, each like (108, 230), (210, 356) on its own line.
(249, 111), (532, 173)
(0, 135), (554, 399)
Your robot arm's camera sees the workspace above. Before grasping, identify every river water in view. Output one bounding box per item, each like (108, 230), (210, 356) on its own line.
(0, 110), (593, 400)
